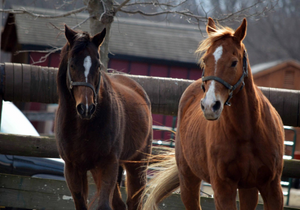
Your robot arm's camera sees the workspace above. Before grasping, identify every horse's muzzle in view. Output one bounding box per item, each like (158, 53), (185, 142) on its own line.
(76, 103), (96, 119)
(200, 98), (222, 120)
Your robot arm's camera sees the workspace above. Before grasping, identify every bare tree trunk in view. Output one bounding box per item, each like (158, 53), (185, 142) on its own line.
(84, 0), (114, 71)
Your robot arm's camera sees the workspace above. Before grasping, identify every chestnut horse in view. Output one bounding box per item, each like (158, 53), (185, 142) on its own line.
(142, 18), (284, 210)
(55, 25), (152, 210)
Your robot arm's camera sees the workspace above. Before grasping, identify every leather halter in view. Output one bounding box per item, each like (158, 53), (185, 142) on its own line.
(201, 50), (248, 106)
(67, 60), (101, 105)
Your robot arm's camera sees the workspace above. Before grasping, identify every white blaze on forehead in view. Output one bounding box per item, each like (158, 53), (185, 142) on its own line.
(83, 55), (92, 113)
(205, 81), (216, 105)
(213, 45), (223, 73)
(83, 56), (92, 82)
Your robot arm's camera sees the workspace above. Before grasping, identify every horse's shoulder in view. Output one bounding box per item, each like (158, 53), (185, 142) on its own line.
(178, 79), (203, 119)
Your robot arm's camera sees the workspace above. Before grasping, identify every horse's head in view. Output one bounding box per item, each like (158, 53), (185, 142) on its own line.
(64, 25), (106, 119)
(198, 17), (248, 120)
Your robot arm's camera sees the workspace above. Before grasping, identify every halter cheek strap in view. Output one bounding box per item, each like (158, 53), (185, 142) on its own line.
(201, 50), (248, 106)
(67, 60), (102, 105)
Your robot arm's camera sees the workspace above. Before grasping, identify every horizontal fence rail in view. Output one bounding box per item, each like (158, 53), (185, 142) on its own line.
(0, 63), (300, 126)
(0, 133), (300, 179)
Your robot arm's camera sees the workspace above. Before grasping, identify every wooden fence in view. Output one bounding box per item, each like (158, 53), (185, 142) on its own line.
(1, 133), (300, 179)
(1, 62), (300, 209)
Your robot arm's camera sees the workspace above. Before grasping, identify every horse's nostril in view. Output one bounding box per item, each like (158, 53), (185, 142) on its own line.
(88, 104), (96, 115)
(77, 104), (85, 115)
(213, 101), (221, 112)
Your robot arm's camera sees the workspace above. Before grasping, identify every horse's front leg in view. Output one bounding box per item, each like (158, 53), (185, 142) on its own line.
(93, 154), (120, 210)
(64, 162), (88, 210)
(258, 176), (283, 210)
(211, 178), (238, 210)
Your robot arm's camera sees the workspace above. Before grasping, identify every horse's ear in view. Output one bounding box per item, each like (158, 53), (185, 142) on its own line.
(206, 17), (217, 34)
(65, 24), (77, 47)
(234, 18), (247, 42)
(92, 28), (106, 48)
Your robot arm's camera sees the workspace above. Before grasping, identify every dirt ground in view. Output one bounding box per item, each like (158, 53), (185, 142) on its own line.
(284, 188), (300, 208)
(201, 185), (300, 208)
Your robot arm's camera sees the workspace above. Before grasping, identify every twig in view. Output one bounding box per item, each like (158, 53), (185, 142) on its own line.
(114, 0), (131, 13)
(72, 15), (92, 29)
(216, 1), (261, 22)
(55, 0), (76, 10)
(27, 47), (62, 65)
(216, 0), (278, 22)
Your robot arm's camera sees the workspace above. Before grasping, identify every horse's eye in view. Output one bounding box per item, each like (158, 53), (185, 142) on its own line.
(231, 61), (237, 67)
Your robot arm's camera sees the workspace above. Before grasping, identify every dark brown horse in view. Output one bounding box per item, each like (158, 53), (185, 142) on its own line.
(142, 18), (284, 210)
(55, 25), (152, 210)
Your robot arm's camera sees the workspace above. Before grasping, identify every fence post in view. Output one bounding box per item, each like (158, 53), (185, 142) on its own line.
(0, 96), (2, 128)
(0, 63), (4, 128)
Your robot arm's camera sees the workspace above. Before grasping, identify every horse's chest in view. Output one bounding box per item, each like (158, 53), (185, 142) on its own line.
(58, 127), (118, 163)
(212, 148), (272, 188)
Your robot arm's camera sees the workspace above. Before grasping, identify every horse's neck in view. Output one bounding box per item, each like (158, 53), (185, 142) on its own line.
(99, 72), (113, 102)
(57, 59), (72, 102)
(220, 71), (260, 138)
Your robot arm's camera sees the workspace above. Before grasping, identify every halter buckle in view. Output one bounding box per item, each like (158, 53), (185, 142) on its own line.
(69, 81), (73, 89)
(225, 90), (233, 106)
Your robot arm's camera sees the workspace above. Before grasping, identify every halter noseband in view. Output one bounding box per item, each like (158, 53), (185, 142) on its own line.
(67, 60), (102, 105)
(201, 50), (248, 106)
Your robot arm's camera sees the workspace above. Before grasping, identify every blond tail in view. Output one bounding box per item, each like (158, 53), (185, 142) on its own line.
(141, 157), (179, 210)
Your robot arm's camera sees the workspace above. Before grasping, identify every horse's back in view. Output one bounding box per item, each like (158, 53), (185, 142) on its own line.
(110, 74), (151, 107)
(108, 73), (152, 160)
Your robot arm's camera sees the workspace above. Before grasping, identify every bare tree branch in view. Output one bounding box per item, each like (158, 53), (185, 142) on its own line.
(114, 0), (131, 13)
(114, 0), (187, 9)
(119, 8), (207, 21)
(0, 6), (87, 18)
